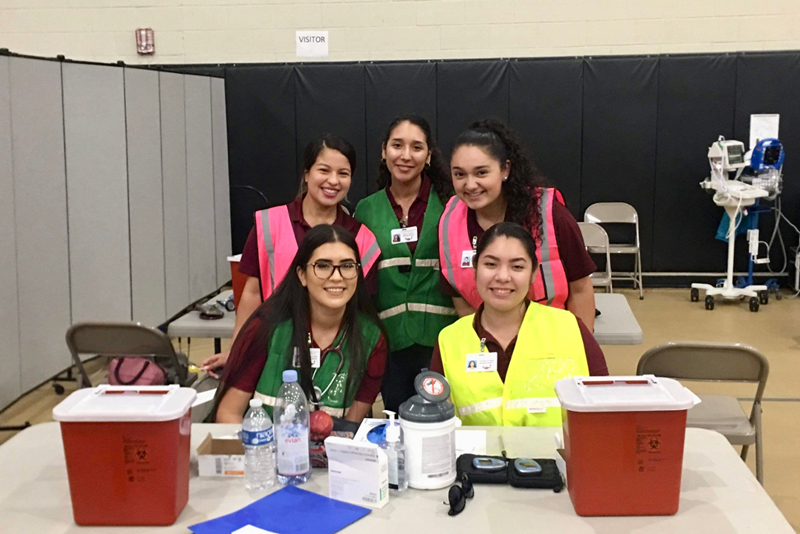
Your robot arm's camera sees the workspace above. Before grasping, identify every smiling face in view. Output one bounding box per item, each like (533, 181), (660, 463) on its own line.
(382, 120), (431, 185)
(450, 145), (509, 212)
(475, 235), (536, 313)
(297, 241), (359, 312)
(304, 147), (352, 208)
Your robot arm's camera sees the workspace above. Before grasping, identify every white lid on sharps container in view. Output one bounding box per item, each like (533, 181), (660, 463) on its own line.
(52, 385), (197, 422)
(554, 375), (701, 413)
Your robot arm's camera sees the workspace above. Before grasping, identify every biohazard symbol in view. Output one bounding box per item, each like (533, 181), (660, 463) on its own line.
(136, 448), (148, 461)
(649, 438), (661, 450)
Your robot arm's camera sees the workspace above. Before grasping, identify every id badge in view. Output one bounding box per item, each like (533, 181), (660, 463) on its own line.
(461, 249), (476, 268)
(465, 352), (497, 373)
(390, 226), (418, 244)
(310, 348), (321, 368)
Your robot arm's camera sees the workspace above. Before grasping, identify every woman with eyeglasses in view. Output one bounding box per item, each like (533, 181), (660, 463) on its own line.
(214, 224), (387, 424)
(201, 134), (380, 376)
(431, 222), (607, 427)
(354, 114), (456, 413)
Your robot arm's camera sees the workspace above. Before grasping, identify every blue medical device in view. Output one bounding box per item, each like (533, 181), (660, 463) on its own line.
(750, 138), (784, 171)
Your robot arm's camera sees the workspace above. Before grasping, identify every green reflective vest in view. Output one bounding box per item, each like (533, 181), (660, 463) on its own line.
(254, 316), (382, 418)
(355, 187), (456, 352)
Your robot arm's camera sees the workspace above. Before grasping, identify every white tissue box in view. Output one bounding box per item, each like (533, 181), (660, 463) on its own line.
(324, 436), (389, 509)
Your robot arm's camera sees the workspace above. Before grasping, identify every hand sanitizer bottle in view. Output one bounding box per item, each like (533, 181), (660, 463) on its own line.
(380, 410), (407, 493)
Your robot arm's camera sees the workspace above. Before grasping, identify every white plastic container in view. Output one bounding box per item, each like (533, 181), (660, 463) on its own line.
(398, 371), (457, 490)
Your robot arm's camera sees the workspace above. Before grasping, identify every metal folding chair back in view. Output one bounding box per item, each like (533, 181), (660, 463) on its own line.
(578, 221), (613, 292)
(584, 202), (644, 299)
(66, 322), (195, 388)
(637, 341), (769, 483)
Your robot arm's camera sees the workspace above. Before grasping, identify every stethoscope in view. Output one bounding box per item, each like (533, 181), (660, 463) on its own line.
(308, 329), (347, 401)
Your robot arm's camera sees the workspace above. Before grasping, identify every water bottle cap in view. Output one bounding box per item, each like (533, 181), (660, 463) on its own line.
(249, 398), (262, 408)
(283, 370), (298, 383)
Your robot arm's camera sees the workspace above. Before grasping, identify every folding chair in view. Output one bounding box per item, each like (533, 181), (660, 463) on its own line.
(66, 322), (197, 388)
(578, 222), (613, 293)
(584, 202), (644, 299)
(637, 342), (769, 484)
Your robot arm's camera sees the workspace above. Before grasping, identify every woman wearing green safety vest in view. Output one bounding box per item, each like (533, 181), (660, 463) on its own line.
(214, 224), (388, 424)
(354, 114), (457, 413)
(430, 222), (608, 427)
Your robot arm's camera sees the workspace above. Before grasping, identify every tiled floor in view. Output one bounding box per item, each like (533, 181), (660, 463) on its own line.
(1, 288), (798, 531)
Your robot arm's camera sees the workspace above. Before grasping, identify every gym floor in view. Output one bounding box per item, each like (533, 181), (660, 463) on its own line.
(1, 288), (798, 531)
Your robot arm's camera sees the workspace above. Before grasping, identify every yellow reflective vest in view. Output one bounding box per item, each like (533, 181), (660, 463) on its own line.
(438, 303), (589, 426)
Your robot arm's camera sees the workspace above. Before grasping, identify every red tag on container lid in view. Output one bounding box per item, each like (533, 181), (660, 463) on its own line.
(414, 370), (450, 403)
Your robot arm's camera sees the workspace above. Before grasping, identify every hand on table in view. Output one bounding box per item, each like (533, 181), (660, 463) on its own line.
(200, 351), (229, 378)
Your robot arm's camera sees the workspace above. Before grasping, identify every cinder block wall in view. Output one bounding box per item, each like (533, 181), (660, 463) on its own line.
(2, 0), (799, 64)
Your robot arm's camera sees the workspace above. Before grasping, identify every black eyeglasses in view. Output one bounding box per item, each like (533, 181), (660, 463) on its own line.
(307, 260), (360, 280)
(444, 473), (474, 516)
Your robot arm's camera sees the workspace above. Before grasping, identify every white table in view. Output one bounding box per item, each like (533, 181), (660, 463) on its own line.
(593, 292), (644, 345)
(167, 290), (236, 353)
(0, 423), (792, 533)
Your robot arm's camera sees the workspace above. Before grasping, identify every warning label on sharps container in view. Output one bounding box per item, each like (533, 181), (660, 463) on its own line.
(123, 437), (155, 483)
(635, 424), (664, 473)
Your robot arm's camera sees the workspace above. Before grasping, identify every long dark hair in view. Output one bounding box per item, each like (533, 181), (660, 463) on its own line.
(377, 114), (452, 204)
(452, 119), (550, 239)
(297, 134), (358, 199)
(476, 222), (539, 270)
(213, 225), (386, 417)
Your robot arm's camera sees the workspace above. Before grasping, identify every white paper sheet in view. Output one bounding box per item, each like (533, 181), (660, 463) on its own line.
(750, 114), (780, 150)
(232, 526), (279, 534)
(192, 388), (217, 408)
(455, 429), (487, 457)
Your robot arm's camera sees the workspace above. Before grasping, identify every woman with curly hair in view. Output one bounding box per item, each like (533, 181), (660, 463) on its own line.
(438, 119), (596, 331)
(354, 114), (457, 412)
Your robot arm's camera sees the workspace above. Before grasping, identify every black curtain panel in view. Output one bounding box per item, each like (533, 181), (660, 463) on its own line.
(509, 58), (583, 218)
(365, 62), (438, 196)
(582, 56), (659, 271)
(436, 60), (510, 161)
(294, 64), (367, 207)
(194, 52), (800, 279)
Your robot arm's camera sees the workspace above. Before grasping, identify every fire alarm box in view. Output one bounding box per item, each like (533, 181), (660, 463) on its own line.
(136, 28), (155, 55)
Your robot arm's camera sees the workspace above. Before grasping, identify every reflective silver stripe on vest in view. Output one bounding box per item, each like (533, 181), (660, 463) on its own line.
(457, 397), (503, 417)
(407, 303), (457, 316)
(259, 210), (277, 294)
(360, 239), (380, 271)
(415, 259), (440, 269)
(254, 391), (278, 406)
(319, 405), (345, 418)
(378, 304), (407, 320)
(505, 397), (561, 411)
(440, 199), (460, 291)
(378, 257), (412, 270)
(538, 189), (556, 305)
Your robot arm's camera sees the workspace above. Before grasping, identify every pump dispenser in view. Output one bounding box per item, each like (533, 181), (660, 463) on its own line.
(380, 410), (407, 493)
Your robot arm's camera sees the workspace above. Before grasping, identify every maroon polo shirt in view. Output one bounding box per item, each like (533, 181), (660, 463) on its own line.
(429, 303), (608, 380)
(228, 316), (388, 404)
(439, 199), (597, 297)
(239, 198), (378, 293)
(384, 176), (431, 255)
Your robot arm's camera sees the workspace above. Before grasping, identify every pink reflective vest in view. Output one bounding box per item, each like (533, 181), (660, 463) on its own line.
(438, 188), (569, 310)
(255, 205), (380, 301)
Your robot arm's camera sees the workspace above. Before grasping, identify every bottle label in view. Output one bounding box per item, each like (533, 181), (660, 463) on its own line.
(386, 449), (398, 487)
(277, 425), (309, 475)
(242, 427), (273, 446)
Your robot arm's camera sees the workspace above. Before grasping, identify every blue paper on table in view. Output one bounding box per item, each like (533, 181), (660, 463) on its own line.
(188, 486), (370, 534)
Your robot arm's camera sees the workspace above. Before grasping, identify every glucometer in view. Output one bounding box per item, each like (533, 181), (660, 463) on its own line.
(513, 458), (542, 474)
(472, 457), (506, 472)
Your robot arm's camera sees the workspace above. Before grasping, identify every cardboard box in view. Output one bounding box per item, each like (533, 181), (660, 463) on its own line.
(325, 436), (389, 509)
(197, 433), (245, 477)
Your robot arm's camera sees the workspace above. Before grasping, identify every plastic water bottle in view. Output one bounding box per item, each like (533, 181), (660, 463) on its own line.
(241, 398), (276, 492)
(274, 370), (311, 485)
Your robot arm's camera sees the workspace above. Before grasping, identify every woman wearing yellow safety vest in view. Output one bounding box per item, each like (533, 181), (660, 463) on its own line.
(430, 222), (608, 427)
(214, 224), (388, 424)
(354, 114), (457, 413)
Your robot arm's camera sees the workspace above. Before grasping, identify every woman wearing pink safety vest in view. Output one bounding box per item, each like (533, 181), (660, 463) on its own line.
(438, 120), (597, 331)
(201, 134), (380, 375)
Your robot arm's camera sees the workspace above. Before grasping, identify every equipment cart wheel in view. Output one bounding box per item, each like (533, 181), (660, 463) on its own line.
(759, 291), (769, 305)
(705, 296), (715, 310)
(749, 297), (759, 312)
(53, 383), (65, 395)
(775, 290), (783, 301)
(690, 288), (699, 302)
